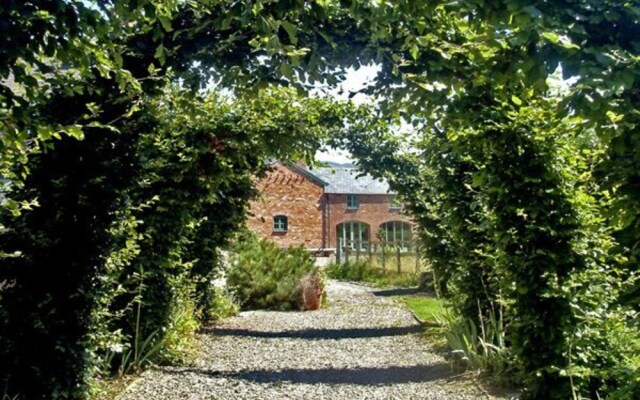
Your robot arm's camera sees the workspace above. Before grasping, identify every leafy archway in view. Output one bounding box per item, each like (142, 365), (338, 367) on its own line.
(2, 1), (640, 399)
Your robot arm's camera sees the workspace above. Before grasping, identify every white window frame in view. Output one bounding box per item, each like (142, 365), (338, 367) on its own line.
(337, 221), (369, 251)
(380, 221), (412, 251)
(389, 195), (402, 210)
(273, 215), (288, 232)
(346, 194), (359, 209)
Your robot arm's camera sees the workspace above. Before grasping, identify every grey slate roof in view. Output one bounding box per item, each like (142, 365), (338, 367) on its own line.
(307, 167), (392, 194)
(284, 162), (328, 187)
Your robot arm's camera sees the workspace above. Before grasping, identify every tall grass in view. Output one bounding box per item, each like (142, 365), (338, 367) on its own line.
(434, 301), (519, 385)
(2, 391), (21, 400)
(325, 260), (419, 288)
(101, 274), (201, 378)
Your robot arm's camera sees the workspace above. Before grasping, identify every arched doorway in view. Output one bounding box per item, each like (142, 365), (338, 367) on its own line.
(336, 221), (370, 251)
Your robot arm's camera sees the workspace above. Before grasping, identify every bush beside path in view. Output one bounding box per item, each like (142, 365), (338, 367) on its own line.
(119, 280), (506, 400)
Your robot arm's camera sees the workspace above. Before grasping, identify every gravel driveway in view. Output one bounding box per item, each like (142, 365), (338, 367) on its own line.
(120, 280), (506, 400)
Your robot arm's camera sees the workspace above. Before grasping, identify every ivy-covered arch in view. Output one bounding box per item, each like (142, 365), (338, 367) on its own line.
(2, 1), (640, 399)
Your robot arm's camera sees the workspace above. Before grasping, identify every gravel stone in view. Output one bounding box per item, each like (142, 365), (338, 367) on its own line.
(119, 280), (507, 400)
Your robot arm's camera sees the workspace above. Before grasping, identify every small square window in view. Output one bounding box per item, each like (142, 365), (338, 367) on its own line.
(273, 215), (288, 232)
(346, 194), (359, 209)
(389, 195), (402, 210)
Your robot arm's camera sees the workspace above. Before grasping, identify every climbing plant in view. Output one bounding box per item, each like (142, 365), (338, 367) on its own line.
(2, 1), (640, 399)
(328, 1), (640, 398)
(1, 2), (370, 397)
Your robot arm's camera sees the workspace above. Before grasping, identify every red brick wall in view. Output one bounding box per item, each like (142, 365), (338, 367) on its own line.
(326, 194), (413, 248)
(247, 164), (324, 248)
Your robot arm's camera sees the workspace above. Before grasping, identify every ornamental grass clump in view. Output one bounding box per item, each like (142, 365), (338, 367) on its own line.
(226, 234), (323, 311)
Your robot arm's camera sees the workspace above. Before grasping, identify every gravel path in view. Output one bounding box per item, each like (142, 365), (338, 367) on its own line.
(120, 280), (506, 399)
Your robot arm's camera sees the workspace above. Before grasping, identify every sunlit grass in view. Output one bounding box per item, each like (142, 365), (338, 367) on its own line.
(324, 260), (421, 288)
(401, 296), (445, 323)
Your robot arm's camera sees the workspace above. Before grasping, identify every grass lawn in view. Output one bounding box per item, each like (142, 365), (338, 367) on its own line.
(366, 271), (419, 288)
(401, 296), (445, 324)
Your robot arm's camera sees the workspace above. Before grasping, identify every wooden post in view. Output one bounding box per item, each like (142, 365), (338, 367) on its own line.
(356, 240), (360, 262)
(414, 241), (420, 273)
(396, 245), (401, 274)
(336, 243), (341, 264)
(381, 243), (386, 271)
(345, 243), (350, 264)
(368, 241), (373, 264)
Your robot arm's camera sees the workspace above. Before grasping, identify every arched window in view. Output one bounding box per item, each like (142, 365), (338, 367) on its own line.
(336, 221), (370, 250)
(379, 221), (412, 247)
(273, 215), (288, 232)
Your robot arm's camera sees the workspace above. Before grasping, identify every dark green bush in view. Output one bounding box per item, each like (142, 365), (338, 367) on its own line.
(0, 86), (350, 398)
(338, 94), (640, 398)
(227, 235), (322, 311)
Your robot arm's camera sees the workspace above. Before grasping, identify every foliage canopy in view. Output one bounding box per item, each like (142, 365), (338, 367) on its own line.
(2, 1), (640, 399)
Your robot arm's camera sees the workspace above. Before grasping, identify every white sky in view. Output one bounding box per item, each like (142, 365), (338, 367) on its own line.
(314, 65), (381, 164)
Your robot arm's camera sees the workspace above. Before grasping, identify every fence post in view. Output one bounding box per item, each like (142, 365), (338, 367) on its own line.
(381, 243), (386, 271)
(396, 245), (401, 274)
(368, 242), (373, 264)
(414, 241), (420, 273)
(345, 242), (350, 264)
(356, 240), (360, 262)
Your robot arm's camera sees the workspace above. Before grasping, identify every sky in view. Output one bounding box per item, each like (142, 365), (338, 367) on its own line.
(314, 65), (381, 164)
(313, 64), (578, 165)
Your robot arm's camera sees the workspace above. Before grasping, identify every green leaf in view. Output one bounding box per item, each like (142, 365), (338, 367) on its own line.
(416, 82), (434, 92)
(416, 36), (429, 47)
(279, 62), (292, 78)
(540, 32), (579, 49)
(511, 95), (523, 106)
(65, 125), (85, 140)
(318, 31), (336, 48)
(154, 44), (165, 64)
(158, 15), (173, 32)
(541, 32), (560, 44)
(410, 44), (419, 61)
(280, 21), (298, 45)
(606, 110), (624, 123)
(37, 125), (55, 141)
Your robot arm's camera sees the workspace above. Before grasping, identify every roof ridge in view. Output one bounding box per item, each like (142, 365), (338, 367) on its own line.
(282, 162), (328, 187)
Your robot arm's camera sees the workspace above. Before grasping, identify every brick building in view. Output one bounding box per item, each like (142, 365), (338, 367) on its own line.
(247, 162), (413, 253)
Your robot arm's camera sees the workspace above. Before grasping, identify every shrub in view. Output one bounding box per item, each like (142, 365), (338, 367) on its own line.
(204, 287), (240, 321)
(0, 84), (354, 398)
(226, 235), (322, 311)
(195, 250), (240, 321)
(156, 277), (201, 365)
